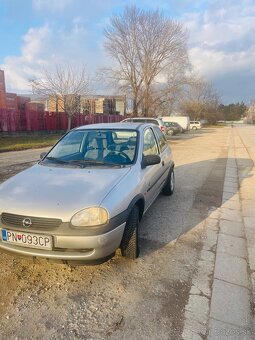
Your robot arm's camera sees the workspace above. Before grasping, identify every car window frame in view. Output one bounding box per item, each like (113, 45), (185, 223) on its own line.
(153, 126), (168, 153)
(142, 127), (160, 157)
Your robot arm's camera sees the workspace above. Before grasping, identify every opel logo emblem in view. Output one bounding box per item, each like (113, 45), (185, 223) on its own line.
(22, 218), (32, 228)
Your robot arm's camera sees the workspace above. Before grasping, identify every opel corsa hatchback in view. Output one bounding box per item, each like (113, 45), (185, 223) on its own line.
(0, 123), (174, 264)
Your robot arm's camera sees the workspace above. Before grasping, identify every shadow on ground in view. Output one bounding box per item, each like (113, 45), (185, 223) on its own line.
(139, 156), (253, 257)
(168, 128), (216, 142)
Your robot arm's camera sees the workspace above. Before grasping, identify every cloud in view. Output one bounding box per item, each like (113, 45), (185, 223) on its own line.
(1, 0), (255, 103)
(182, 0), (255, 102)
(0, 20), (103, 93)
(1, 25), (51, 93)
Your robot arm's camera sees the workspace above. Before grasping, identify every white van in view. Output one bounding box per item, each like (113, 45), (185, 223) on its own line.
(162, 116), (190, 131)
(190, 121), (201, 130)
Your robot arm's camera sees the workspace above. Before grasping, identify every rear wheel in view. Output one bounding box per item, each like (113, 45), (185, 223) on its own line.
(120, 205), (139, 259)
(167, 129), (174, 136)
(162, 168), (175, 196)
(192, 126), (197, 130)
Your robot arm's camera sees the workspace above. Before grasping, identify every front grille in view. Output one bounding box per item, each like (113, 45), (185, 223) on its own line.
(1, 213), (62, 229)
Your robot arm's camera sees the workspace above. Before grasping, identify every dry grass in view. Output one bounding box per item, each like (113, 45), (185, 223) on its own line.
(0, 134), (63, 152)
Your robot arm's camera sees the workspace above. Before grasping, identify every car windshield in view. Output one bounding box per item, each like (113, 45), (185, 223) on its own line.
(43, 129), (138, 167)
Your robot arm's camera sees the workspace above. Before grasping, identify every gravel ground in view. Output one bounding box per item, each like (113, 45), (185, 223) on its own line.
(0, 128), (229, 340)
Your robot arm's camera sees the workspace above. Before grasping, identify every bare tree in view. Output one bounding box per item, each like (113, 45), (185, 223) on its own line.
(104, 7), (143, 115)
(143, 57), (191, 116)
(104, 6), (188, 116)
(31, 64), (90, 130)
(180, 76), (221, 123)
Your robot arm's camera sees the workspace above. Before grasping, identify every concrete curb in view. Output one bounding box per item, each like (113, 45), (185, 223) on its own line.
(208, 129), (253, 339)
(182, 128), (254, 339)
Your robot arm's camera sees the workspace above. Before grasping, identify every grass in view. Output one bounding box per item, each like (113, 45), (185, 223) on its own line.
(0, 134), (63, 152)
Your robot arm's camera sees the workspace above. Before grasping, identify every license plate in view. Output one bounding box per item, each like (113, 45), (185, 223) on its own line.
(1, 229), (52, 250)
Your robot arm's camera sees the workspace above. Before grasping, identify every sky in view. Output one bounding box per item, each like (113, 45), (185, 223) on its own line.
(0, 0), (254, 104)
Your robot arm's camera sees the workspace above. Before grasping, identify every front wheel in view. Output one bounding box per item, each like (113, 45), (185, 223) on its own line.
(120, 205), (139, 259)
(162, 168), (175, 196)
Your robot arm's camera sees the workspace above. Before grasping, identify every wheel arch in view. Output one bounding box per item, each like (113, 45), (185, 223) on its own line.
(127, 194), (145, 221)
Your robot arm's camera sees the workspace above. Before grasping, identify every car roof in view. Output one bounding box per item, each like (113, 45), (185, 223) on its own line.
(123, 117), (161, 121)
(74, 122), (156, 131)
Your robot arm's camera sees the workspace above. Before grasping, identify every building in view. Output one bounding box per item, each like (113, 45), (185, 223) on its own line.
(81, 95), (126, 115)
(17, 95), (31, 110)
(46, 94), (80, 113)
(25, 102), (45, 112)
(0, 70), (6, 93)
(0, 69), (31, 110)
(47, 94), (126, 115)
(5, 93), (18, 110)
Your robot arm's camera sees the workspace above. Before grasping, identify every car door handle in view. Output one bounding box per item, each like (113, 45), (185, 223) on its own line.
(162, 160), (165, 166)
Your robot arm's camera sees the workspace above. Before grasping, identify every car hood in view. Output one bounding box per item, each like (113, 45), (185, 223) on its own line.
(0, 164), (131, 221)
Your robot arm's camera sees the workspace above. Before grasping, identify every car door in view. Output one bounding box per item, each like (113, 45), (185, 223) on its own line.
(153, 126), (173, 190)
(141, 127), (162, 210)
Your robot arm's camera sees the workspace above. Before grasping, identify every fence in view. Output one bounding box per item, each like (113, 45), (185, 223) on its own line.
(0, 109), (126, 133)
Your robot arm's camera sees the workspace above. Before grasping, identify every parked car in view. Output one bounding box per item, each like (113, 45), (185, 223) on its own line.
(162, 116), (190, 132)
(163, 121), (183, 135)
(0, 123), (174, 264)
(190, 121), (201, 130)
(121, 117), (166, 134)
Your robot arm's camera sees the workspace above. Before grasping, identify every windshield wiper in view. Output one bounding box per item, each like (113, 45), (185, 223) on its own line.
(44, 157), (125, 168)
(44, 157), (73, 165)
(68, 159), (125, 167)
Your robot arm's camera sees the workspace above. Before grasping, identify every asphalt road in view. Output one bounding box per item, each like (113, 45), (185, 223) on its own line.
(0, 127), (230, 340)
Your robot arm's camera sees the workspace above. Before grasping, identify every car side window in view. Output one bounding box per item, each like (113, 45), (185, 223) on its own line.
(154, 127), (168, 152)
(143, 128), (159, 156)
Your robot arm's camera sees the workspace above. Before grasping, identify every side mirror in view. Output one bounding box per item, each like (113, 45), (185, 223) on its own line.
(40, 152), (47, 159)
(141, 154), (161, 169)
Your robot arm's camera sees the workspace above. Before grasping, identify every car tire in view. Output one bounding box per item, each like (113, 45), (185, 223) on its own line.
(162, 168), (175, 196)
(192, 126), (197, 130)
(120, 205), (139, 259)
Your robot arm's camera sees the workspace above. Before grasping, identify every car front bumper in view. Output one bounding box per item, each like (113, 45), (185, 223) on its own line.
(0, 222), (126, 263)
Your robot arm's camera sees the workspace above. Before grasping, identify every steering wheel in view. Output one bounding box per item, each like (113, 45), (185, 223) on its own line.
(105, 150), (131, 163)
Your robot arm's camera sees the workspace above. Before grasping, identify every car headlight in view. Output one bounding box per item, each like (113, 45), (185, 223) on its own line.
(71, 207), (108, 227)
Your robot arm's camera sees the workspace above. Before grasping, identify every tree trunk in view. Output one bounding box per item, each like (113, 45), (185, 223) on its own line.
(133, 98), (138, 115)
(144, 88), (149, 117)
(67, 115), (72, 131)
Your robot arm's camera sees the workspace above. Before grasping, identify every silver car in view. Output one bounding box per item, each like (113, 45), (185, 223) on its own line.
(121, 117), (166, 134)
(0, 123), (174, 264)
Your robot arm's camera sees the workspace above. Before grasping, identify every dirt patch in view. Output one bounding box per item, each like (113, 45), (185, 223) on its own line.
(0, 162), (35, 182)
(0, 228), (204, 340)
